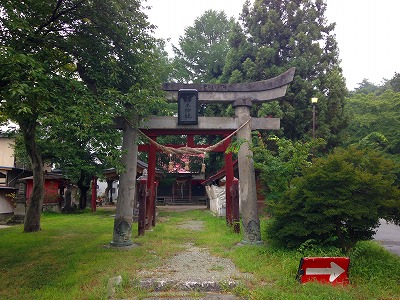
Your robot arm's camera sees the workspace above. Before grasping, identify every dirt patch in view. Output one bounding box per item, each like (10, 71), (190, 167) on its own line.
(177, 220), (204, 231)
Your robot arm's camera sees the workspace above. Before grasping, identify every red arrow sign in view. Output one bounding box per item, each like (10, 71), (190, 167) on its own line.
(297, 257), (350, 284)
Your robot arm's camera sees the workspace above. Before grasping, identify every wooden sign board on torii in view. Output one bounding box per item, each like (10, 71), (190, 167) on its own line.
(138, 68), (295, 244)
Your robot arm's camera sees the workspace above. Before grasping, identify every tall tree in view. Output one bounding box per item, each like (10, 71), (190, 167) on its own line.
(172, 9), (235, 83)
(222, 0), (348, 148)
(0, 0), (162, 231)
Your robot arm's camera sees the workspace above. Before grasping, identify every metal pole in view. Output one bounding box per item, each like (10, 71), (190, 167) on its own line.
(312, 104), (316, 140)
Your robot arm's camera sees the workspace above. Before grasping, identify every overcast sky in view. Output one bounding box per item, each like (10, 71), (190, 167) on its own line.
(145, 0), (400, 91)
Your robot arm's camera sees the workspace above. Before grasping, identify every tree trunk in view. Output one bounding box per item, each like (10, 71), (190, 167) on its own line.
(335, 219), (347, 253)
(77, 170), (90, 209)
(64, 185), (72, 208)
(111, 119), (138, 246)
(105, 179), (114, 203)
(22, 122), (44, 232)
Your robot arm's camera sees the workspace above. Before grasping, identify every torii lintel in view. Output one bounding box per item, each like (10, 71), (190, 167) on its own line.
(162, 67), (295, 103)
(139, 116), (280, 132)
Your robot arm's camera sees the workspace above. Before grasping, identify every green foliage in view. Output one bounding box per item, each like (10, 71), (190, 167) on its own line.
(0, 0), (167, 228)
(267, 146), (400, 252)
(225, 137), (247, 154)
(345, 78), (400, 188)
(221, 0), (348, 148)
(171, 10), (235, 83)
(352, 78), (380, 95)
(344, 90), (400, 156)
(253, 134), (325, 205)
(387, 72), (400, 92)
(351, 72), (400, 95)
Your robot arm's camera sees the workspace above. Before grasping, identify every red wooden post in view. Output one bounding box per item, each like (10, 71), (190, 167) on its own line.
(224, 137), (233, 225)
(232, 178), (240, 233)
(91, 176), (97, 212)
(187, 134), (195, 147)
(138, 177), (147, 236)
(152, 181), (157, 227)
(146, 135), (157, 229)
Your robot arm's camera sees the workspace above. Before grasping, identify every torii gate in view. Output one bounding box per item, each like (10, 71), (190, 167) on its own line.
(110, 68), (295, 247)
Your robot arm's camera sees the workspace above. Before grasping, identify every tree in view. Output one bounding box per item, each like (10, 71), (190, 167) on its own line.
(221, 0), (348, 148)
(387, 72), (400, 93)
(352, 79), (379, 95)
(267, 146), (400, 252)
(0, 46), (77, 231)
(350, 73), (400, 95)
(344, 90), (400, 156)
(172, 10), (235, 83)
(0, 0), (161, 231)
(37, 91), (123, 209)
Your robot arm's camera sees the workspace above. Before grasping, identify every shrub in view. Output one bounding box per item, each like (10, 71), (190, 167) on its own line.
(267, 146), (400, 252)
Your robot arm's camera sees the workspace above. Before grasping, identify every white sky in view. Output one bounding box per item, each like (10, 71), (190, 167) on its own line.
(145, 0), (400, 91)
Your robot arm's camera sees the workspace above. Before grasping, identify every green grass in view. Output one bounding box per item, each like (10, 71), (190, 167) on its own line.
(0, 208), (399, 299)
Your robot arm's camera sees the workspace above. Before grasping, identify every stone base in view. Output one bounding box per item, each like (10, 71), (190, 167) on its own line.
(105, 241), (139, 250)
(110, 239), (133, 247)
(42, 203), (62, 213)
(7, 214), (24, 224)
(0, 212), (13, 222)
(238, 240), (264, 246)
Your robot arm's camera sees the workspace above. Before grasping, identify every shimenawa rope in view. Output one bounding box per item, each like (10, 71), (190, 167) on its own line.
(137, 118), (251, 156)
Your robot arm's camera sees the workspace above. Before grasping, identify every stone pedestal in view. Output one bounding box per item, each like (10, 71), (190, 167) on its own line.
(8, 182), (26, 224)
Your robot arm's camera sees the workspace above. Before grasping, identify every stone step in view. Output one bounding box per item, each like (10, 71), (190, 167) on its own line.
(143, 292), (237, 300)
(138, 278), (237, 292)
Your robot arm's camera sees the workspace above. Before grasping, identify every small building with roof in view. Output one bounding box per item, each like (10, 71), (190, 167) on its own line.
(0, 134), (32, 221)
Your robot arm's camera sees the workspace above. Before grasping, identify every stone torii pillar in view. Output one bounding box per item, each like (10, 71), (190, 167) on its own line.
(162, 68), (295, 244)
(233, 99), (261, 243)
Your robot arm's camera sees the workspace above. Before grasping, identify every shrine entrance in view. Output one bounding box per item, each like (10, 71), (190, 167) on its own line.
(136, 125), (241, 233)
(111, 68), (295, 246)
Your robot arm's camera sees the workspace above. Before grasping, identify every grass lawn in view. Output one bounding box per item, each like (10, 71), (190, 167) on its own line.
(0, 208), (399, 299)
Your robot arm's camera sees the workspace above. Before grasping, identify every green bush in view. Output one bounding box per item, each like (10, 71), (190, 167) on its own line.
(266, 146), (400, 252)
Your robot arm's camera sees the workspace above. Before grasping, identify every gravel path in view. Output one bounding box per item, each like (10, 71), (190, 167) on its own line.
(135, 218), (253, 299)
(138, 242), (247, 284)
